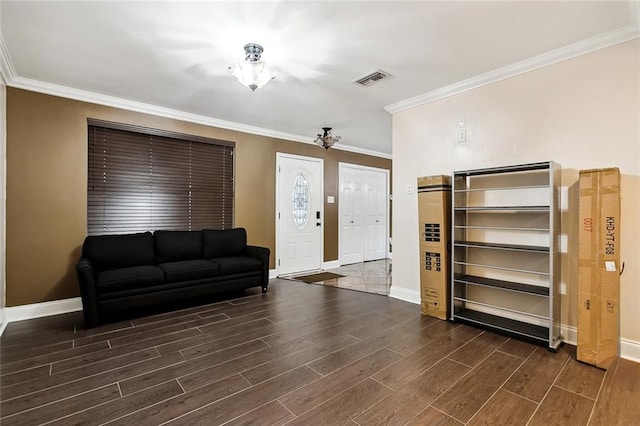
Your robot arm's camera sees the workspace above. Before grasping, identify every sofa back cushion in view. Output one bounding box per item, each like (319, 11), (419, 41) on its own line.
(203, 228), (247, 258)
(83, 232), (154, 270)
(155, 230), (203, 264)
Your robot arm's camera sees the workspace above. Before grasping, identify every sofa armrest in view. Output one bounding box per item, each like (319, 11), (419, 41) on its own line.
(243, 245), (270, 289)
(76, 257), (100, 327)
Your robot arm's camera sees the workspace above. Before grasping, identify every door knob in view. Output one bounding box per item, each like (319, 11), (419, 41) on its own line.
(316, 222), (321, 227)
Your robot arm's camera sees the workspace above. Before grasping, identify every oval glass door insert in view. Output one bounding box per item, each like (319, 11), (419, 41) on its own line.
(292, 173), (310, 229)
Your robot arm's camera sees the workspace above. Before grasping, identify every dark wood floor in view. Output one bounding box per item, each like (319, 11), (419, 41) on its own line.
(1, 279), (638, 425)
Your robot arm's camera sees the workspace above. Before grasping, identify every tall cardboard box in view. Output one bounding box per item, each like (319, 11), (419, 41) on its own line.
(417, 175), (451, 320)
(577, 168), (620, 369)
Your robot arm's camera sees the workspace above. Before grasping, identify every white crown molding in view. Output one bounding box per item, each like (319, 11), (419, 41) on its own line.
(10, 75), (307, 140)
(4, 73), (392, 160)
(330, 143), (392, 160)
(0, 31), (15, 85)
(0, 16), (396, 160)
(385, 24), (640, 114)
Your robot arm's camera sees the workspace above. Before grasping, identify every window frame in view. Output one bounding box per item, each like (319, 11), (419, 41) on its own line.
(87, 118), (235, 235)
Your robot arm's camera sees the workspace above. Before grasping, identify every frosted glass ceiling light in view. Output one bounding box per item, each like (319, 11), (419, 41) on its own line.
(314, 127), (341, 150)
(228, 43), (276, 92)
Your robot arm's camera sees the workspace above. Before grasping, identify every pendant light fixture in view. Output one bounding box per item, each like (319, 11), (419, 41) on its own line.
(228, 43), (276, 92)
(314, 127), (341, 150)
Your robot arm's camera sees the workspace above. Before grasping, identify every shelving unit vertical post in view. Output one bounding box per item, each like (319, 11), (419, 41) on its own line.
(450, 161), (562, 350)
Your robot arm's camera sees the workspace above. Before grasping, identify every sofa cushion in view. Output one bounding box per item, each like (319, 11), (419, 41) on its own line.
(155, 231), (203, 264)
(210, 257), (262, 275)
(83, 232), (155, 269)
(159, 260), (220, 283)
(202, 228), (246, 258)
(96, 265), (165, 293)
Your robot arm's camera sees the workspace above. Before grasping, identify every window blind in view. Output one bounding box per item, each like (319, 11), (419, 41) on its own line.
(87, 120), (234, 235)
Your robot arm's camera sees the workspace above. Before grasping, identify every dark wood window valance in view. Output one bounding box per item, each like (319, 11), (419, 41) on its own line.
(87, 119), (234, 235)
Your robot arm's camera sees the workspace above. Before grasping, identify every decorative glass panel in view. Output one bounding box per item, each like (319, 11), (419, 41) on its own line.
(292, 173), (310, 229)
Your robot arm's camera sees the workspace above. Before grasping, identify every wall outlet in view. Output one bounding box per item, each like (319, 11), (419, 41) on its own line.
(406, 184), (413, 194)
(457, 129), (467, 143)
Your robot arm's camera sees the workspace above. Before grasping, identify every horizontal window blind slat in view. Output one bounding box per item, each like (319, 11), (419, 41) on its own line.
(88, 124), (234, 235)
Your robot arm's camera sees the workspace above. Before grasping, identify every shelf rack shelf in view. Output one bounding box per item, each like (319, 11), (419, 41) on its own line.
(454, 309), (549, 344)
(454, 275), (549, 296)
(454, 241), (549, 253)
(451, 161), (562, 351)
(454, 225), (550, 232)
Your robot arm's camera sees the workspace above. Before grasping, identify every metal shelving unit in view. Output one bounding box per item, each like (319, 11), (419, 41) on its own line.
(450, 161), (562, 350)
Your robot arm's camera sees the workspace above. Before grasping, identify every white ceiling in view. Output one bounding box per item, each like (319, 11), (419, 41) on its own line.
(1, 1), (638, 156)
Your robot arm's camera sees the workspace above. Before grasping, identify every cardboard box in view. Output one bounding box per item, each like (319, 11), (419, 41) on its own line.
(417, 175), (451, 320)
(577, 168), (620, 369)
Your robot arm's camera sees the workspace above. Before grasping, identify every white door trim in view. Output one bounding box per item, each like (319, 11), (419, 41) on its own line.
(276, 153), (324, 276)
(338, 163), (390, 265)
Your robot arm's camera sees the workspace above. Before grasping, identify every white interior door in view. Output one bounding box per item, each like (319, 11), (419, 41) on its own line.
(339, 164), (389, 265)
(277, 154), (323, 275)
(339, 167), (364, 265)
(364, 170), (388, 261)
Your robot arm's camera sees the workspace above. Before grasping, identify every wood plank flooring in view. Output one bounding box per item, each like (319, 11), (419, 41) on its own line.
(1, 278), (638, 425)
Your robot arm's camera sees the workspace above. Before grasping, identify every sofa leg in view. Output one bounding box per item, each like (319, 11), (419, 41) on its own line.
(262, 286), (268, 294)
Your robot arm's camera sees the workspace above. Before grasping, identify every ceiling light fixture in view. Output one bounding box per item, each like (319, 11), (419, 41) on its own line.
(228, 43), (276, 92)
(314, 127), (341, 150)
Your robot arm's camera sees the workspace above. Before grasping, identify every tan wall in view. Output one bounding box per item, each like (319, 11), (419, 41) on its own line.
(391, 40), (639, 344)
(0, 80), (6, 327)
(6, 88), (390, 306)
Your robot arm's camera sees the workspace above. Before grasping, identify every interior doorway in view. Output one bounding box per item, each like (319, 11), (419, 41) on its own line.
(339, 163), (389, 266)
(276, 153), (324, 276)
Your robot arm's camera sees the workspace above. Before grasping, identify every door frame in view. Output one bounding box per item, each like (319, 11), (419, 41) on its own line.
(338, 162), (390, 265)
(275, 153), (324, 276)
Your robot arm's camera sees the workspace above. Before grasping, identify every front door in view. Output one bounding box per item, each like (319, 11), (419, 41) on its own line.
(276, 153), (324, 275)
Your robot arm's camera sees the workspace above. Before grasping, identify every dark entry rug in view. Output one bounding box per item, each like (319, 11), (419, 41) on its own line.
(293, 272), (345, 283)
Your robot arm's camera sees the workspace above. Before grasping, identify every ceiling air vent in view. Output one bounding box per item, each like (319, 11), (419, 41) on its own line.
(353, 69), (391, 87)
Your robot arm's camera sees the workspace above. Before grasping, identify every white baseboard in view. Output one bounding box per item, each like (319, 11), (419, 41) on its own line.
(561, 326), (639, 362)
(0, 308), (7, 336)
(389, 286), (420, 304)
(270, 263), (341, 278)
(561, 325), (577, 346)
(621, 338), (640, 363)
(2, 293), (639, 364)
(5, 297), (82, 323)
(323, 260), (341, 270)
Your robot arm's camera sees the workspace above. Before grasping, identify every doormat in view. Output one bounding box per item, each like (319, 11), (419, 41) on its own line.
(294, 272), (345, 283)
